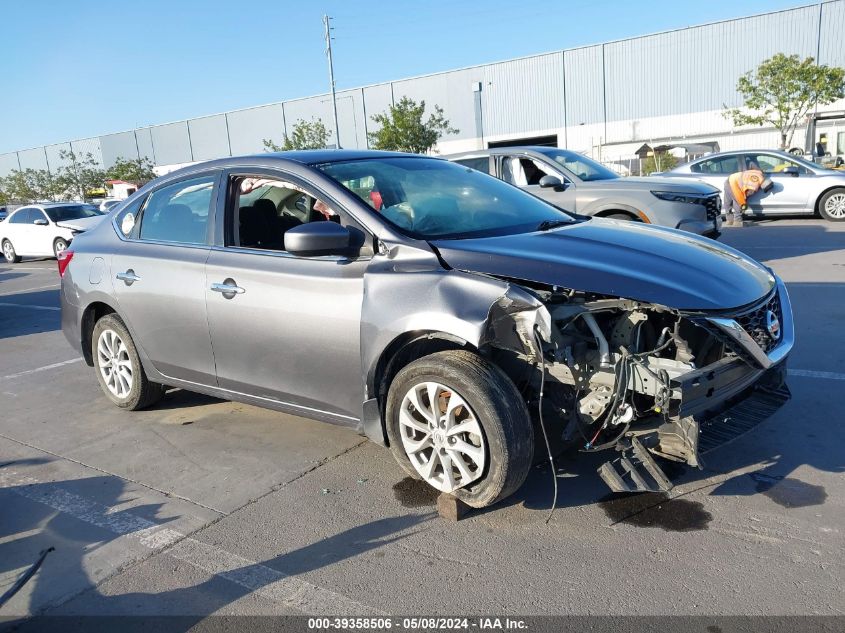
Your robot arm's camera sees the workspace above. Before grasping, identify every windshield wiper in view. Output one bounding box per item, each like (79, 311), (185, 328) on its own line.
(535, 219), (570, 232)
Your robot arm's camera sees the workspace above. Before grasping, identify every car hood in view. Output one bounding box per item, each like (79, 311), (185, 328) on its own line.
(55, 215), (105, 232)
(580, 176), (718, 194)
(431, 219), (775, 312)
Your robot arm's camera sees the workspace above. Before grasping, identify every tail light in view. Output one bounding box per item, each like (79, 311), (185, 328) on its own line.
(57, 249), (74, 277)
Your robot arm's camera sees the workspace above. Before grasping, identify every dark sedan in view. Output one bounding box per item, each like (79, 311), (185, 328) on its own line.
(60, 151), (793, 508)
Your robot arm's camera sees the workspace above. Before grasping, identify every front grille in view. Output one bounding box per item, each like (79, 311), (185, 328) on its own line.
(701, 194), (722, 220)
(734, 291), (782, 354)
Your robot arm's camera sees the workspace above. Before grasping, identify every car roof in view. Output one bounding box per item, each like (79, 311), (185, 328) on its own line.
(445, 146), (554, 159)
(690, 149), (795, 161)
(158, 149), (433, 181)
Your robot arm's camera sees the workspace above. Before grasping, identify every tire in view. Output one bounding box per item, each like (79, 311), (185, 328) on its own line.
(53, 238), (69, 258)
(91, 314), (166, 410)
(2, 239), (21, 264)
(818, 188), (845, 222)
(605, 212), (637, 221)
(385, 350), (534, 508)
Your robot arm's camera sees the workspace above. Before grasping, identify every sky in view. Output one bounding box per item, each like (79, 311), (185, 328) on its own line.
(0, 0), (810, 153)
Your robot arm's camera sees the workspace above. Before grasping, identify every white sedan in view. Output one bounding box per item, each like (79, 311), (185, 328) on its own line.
(1, 203), (104, 263)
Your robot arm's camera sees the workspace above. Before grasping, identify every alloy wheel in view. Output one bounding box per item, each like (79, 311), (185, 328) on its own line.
(54, 240), (67, 256)
(399, 381), (487, 493)
(97, 329), (133, 398)
(3, 242), (13, 261)
(825, 193), (845, 219)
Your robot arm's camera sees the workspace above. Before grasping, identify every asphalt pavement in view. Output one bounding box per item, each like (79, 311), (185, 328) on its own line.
(0, 219), (843, 622)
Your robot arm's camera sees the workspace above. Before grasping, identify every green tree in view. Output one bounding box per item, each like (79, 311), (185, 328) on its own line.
(642, 151), (678, 175)
(2, 168), (60, 203)
(368, 97), (458, 154)
(724, 53), (845, 149)
(55, 150), (106, 200)
(106, 156), (157, 186)
(263, 118), (330, 151)
(0, 177), (8, 205)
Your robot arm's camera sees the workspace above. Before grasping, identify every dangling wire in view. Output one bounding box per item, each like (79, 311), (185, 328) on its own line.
(533, 326), (558, 524)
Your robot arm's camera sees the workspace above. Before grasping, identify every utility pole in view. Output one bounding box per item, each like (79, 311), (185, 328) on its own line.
(323, 14), (341, 148)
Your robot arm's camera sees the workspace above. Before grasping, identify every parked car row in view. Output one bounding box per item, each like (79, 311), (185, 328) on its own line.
(56, 150), (793, 508)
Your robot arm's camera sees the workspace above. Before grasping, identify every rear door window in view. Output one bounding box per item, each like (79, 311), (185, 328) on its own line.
(9, 209), (32, 224)
(453, 157), (491, 174)
(138, 175), (216, 245)
(691, 156), (740, 174)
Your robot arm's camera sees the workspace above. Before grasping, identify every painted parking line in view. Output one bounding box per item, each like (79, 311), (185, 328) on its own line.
(0, 283), (60, 296)
(788, 369), (845, 381)
(1, 358), (84, 381)
(0, 468), (382, 616)
(0, 301), (60, 311)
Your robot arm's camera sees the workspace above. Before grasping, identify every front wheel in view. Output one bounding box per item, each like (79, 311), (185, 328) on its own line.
(2, 239), (21, 263)
(92, 314), (166, 410)
(605, 212), (638, 221)
(819, 189), (845, 221)
(385, 350), (534, 508)
(53, 238), (69, 258)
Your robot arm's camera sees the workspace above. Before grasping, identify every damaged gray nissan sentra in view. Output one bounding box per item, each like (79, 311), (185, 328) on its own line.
(60, 150), (793, 508)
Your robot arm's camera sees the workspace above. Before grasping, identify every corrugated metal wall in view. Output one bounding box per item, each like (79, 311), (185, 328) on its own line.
(820, 0), (845, 66)
(1, 0), (843, 178)
(481, 53), (565, 137)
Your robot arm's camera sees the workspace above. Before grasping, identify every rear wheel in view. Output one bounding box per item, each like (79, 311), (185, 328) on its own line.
(2, 239), (21, 263)
(92, 314), (166, 410)
(53, 238), (69, 258)
(385, 350), (534, 508)
(819, 188), (845, 221)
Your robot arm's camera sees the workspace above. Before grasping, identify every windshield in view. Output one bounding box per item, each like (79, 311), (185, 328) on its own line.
(45, 205), (102, 222)
(318, 157), (573, 239)
(535, 148), (619, 181)
(779, 152), (834, 172)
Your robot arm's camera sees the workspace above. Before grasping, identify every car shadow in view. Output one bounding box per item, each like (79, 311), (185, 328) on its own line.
(0, 462), (433, 627)
(0, 290), (61, 342)
(719, 221), (844, 262)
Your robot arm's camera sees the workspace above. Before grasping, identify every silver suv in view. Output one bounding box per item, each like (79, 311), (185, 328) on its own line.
(447, 147), (722, 237)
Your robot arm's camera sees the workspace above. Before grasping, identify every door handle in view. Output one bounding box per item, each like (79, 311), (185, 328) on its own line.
(210, 281), (245, 296)
(116, 270), (141, 285)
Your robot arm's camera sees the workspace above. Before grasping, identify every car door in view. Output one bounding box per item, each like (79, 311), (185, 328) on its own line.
(743, 152), (813, 215)
(4, 209), (33, 253)
(110, 172), (219, 385)
(498, 154), (578, 210)
(29, 208), (54, 256)
(204, 169), (369, 422)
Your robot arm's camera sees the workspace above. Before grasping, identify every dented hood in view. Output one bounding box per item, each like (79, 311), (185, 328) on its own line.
(431, 219), (775, 312)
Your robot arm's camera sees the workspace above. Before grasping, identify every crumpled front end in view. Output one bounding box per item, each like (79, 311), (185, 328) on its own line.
(483, 276), (794, 494)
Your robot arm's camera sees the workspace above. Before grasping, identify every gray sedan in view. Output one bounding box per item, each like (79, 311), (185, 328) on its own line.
(60, 151), (792, 508)
(446, 147), (722, 237)
(661, 149), (845, 221)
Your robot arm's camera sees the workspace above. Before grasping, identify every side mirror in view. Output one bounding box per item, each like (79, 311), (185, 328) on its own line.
(539, 175), (564, 190)
(285, 221), (351, 257)
(33, 218), (48, 226)
(781, 166), (800, 177)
